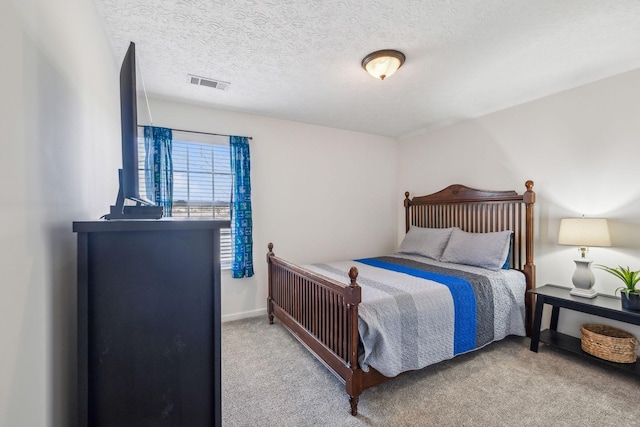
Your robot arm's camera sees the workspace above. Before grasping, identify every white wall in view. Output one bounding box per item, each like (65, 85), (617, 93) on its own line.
(0, 0), (120, 425)
(142, 97), (398, 321)
(398, 68), (640, 338)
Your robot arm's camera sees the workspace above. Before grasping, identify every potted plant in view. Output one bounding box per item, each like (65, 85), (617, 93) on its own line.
(595, 264), (640, 311)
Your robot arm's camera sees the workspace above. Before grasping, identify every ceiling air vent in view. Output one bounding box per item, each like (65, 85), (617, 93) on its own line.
(188, 74), (230, 91)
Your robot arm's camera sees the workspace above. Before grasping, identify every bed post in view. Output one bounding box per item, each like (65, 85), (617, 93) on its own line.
(267, 243), (275, 324)
(404, 192), (411, 233)
(523, 181), (536, 336)
(345, 266), (362, 416)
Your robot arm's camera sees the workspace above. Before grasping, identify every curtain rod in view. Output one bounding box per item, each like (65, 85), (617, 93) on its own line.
(138, 125), (252, 140)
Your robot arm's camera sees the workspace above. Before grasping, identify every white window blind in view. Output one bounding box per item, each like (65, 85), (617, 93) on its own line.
(138, 130), (232, 268)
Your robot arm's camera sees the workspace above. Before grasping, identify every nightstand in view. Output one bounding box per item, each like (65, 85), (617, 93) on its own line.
(529, 284), (640, 374)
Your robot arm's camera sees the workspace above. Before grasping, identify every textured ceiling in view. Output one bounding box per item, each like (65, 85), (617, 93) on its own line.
(94, 0), (640, 138)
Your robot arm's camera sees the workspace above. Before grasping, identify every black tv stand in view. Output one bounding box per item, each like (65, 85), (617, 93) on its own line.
(105, 204), (163, 220)
(104, 169), (163, 220)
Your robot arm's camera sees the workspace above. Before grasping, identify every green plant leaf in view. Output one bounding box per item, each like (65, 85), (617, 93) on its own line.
(595, 264), (640, 292)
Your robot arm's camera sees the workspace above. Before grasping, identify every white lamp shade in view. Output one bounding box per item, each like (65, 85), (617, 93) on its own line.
(557, 218), (611, 247)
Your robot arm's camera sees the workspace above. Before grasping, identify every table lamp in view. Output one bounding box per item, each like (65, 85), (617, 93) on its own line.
(557, 217), (611, 298)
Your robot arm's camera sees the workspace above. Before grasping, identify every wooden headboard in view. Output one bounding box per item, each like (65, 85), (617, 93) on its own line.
(403, 180), (536, 334)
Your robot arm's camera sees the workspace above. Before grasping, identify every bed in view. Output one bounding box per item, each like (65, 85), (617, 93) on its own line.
(267, 181), (536, 415)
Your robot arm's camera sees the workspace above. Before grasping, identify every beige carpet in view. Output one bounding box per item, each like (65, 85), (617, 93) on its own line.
(222, 316), (640, 426)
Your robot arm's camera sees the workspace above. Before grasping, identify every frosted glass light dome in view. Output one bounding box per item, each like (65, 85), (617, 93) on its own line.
(362, 50), (405, 80)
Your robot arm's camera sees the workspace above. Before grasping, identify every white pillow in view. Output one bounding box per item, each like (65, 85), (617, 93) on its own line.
(398, 227), (456, 260)
(440, 229), (512, 270)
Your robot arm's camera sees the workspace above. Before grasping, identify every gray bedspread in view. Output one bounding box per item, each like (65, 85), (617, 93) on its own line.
(306, 254), (526, 377)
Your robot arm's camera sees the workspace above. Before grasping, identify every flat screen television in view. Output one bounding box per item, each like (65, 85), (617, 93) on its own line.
(105, 42), (162, 219)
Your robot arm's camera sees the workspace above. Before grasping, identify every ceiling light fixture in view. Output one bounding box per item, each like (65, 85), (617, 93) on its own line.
(362, 49), (405, 80)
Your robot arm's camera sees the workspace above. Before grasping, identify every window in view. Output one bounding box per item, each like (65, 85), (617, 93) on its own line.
(138, 130), (233, 268)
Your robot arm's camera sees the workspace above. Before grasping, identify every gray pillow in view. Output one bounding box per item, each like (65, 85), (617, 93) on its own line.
(440, 229), (512, 270)
(398, 227), (456, 260)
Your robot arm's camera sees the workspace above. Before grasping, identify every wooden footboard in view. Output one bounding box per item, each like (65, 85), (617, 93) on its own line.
(267, 243), (371, 415)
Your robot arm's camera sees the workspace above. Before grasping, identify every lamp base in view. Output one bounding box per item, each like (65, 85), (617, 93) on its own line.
(570, 258), (597, 298)
(570, 287), (598, 298)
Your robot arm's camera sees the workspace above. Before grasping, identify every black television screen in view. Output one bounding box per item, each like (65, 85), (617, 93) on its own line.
(105, 42), (162, 219)
(119, 41), (149, 205)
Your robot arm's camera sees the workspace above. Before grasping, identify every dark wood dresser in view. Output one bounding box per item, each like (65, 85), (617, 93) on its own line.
(74, 218), (230, 426)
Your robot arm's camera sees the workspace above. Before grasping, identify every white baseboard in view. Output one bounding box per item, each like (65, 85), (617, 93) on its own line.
(221, 308), (267, 323)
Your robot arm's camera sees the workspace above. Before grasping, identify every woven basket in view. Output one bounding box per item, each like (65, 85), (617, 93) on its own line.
(580, 324), (638, 363)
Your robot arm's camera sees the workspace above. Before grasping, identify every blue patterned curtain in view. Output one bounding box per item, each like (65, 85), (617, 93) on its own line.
(144, 126), (173, 216)
(230, 136), (254, 278)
